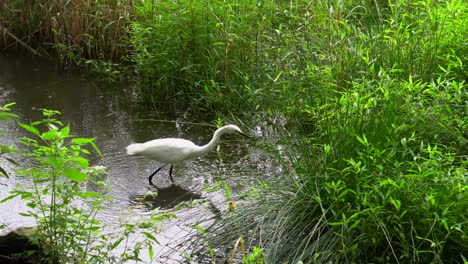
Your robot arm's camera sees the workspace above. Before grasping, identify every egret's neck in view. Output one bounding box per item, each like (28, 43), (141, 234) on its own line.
(194, 127), (225, 157)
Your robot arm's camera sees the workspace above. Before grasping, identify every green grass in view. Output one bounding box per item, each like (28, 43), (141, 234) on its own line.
(203, 74), (467, 263)
(167, 0), (467, 262)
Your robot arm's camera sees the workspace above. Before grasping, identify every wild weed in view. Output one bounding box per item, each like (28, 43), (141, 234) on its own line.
(1, 109), (161, 263)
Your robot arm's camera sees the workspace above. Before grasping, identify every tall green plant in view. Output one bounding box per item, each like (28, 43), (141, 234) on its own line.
(1, 109), (160, 263)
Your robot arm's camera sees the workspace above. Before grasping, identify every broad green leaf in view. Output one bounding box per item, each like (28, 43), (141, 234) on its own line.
(81, 149), (91, 154)
(18, 122), (40, 136)
(63, 167), (87, 182)
(41, 130), (56, 141)
(75, 157), (89, 168)
(72, 138), (102, 157)
(60, 124), (70, 137)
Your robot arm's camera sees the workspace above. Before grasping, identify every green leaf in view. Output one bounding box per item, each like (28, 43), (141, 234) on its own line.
(19, 213), (32, 217)
(192, 225), (206, 235)
(1, 102), (16, 109)
(75, 157), (89, 168)
(328, 221), (344, 226)
(110, 237), (125, 250)
(356, 134), (368, 146)
(142, 231), (159, 244)
(18, 122), (40, 136)
(5, 157), (18, 166)
(148, 244), (154, 260)
(324, 144), (331, 154)
(81, 149), (91, 154)
(224, 183), (231, 200)
(78, 191), (102, 198)
(0, 112), (18, 121)
(72, 137), (95, 145)
(350, 219), (362, 230)
(89, 141), (102, 157)
(63, 167), (87, 182)
(41, 130), (56, 141)
(0, 193), (19, 203)
(60, 124), (70, 137)
(72, 137), (102, 157)
(0, 166), (8, 178)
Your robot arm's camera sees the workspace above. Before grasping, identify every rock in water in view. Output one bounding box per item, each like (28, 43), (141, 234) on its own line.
(0, 226), (39, 263)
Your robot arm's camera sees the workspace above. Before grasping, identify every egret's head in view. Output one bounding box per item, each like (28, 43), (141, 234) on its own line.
(224, 124), (243, 134)
(221, 124), (252, 139)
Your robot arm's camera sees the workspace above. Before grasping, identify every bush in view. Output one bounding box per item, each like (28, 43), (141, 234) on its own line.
(1, 109), (161, 263)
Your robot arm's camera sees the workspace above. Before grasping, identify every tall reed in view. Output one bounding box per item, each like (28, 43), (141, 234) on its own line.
(0, 0), (133, 63)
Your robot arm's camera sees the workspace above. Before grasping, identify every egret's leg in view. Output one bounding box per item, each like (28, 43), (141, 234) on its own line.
(148, 167), (162, 186)
(169, 165), (174, 183)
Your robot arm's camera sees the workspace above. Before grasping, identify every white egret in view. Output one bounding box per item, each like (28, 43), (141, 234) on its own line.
(126, 124), (249, 186)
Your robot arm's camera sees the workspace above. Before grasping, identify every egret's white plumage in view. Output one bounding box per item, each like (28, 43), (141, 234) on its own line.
(126, 124), (248, 186)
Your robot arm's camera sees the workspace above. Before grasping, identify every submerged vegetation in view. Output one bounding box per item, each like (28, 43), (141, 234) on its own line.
(1, 0), (467, 263)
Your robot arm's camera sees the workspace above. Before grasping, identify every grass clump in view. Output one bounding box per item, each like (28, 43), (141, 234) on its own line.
(204, 73), (467, 263)
(188, 0), (468, 263)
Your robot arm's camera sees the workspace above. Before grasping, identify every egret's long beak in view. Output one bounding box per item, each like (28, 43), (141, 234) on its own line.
(238, 131), (255, 140)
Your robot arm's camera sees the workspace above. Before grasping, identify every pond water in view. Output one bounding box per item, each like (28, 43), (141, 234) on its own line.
(0, 53), (266, 262)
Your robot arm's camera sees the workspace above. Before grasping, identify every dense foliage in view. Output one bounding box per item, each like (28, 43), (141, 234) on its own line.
(1, 0), (467, 263)
(137, 0), (467, 263)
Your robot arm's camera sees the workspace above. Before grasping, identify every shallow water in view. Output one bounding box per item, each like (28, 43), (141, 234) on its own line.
(0, 53), (263, 262)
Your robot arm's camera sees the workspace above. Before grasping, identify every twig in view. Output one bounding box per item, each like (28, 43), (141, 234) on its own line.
(0, 25), (41, 56)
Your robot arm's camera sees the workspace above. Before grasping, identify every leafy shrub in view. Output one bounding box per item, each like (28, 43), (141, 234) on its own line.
(2, 109), (160, 263)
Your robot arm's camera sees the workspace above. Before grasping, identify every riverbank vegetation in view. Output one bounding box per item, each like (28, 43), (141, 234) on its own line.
(1, 109), (164, 263)
(1, 0), (467, 263)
